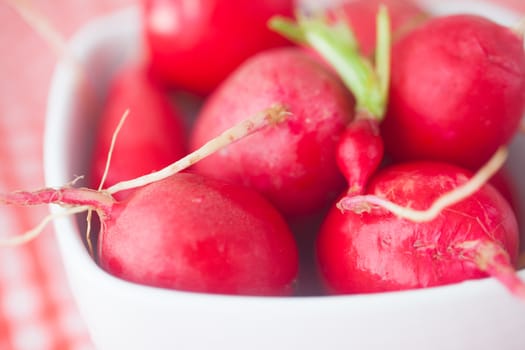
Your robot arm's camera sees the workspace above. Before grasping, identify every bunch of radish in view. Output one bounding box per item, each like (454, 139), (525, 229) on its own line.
(2, 0), (525, 300)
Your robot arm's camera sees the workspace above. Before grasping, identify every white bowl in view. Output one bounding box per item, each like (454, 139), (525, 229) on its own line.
(44, 3), (525, 350)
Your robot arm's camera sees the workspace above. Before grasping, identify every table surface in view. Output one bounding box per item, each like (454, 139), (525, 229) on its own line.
(0, 0), (523, 349)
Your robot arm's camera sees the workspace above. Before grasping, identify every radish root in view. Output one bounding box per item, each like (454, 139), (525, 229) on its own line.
(0, 105), (290, 246)
(457, 240), (525, 300)
(85, 109), (130, 257)
(338, 146), (508, 222)
(106, 103), (290, 194)
(0, 206), (91, 246)
(98, 109), (130, 191)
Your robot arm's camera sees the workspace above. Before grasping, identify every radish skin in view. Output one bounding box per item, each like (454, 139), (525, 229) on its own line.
(89, 64), (188, 199)
(142, 0), (294, 95)
(382, 14), (525, 169)
(317, 160), (524, 299)
(189, 48), (355, 217)
(100, 173), (299, 295)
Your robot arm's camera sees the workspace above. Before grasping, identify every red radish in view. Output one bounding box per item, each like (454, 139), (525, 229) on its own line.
(189, 47), (355, 217)
(327, 0), (427, 56)
(1, 173), (298, 295)
(271, 6), (391, 195)
(335, 118), (384, 194)
(382, 14), (525, 169)
(101, 173), (298, 295)
(2, 105), (297, 295)
(142, 0), (294, 95)
(317, 159), (525, 298)
(89, 63), (187, 198)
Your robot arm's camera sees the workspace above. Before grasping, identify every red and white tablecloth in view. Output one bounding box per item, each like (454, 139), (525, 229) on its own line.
(0, 0), (523, 349)
(1, 2), (133, 349)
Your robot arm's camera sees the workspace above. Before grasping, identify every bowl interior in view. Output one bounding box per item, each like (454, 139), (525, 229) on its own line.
(42, 2), (525, 349)
(43, 0), (525, 298)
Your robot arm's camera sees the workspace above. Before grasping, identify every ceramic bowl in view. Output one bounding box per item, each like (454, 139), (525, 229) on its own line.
(44, 2), (525, 350)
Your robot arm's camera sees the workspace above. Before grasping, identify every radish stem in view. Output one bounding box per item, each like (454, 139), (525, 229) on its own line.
(270, 6), (391, 119)
(0, 186), (113, 246)
(375, 6), (391, 104)
(0, 187), (114, 211)
(338, 146), (508, 222)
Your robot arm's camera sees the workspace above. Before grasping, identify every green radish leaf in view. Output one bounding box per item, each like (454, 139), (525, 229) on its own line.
(270, 6), (392, 121)
(268, 16), (307, 44)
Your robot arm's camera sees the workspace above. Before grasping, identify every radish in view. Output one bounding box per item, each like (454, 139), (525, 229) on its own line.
(188, 47), (355, 217)
(271, 6), (391, 195)
(89, 63), (188, 198)
(2, 105), (298, 295)
(381, 14), (525, 169)
(326, 0), (427, 56)
(2, 173), (298, 295)
(100, 173), (298, 295)
(317, 154), (525, 299)
(142, 0), (294, 95)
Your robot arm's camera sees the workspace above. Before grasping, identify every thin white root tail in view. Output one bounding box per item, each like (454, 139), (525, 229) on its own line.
(338, 146), (508, 222)
(0, 104), (288, 247)
(459, 240), (525, 301)
(86, 210), (95, 257)
(85, 108), (130, 257)
(0, 206), (91, 247)
(98, 109), (130, 191)
(107, 103), (290, 194)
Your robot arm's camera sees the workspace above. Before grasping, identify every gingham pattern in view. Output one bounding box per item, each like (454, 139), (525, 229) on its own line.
(0, 0), (523, 349)
(0, 2), (132, 349)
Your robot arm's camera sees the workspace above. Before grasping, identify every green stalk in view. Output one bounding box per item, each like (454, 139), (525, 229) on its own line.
(269, 6), (391, 121)
(375, 6), (391, 110)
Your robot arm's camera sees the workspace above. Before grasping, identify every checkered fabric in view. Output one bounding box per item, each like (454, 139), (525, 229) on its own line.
(0, 1), (132, 349)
